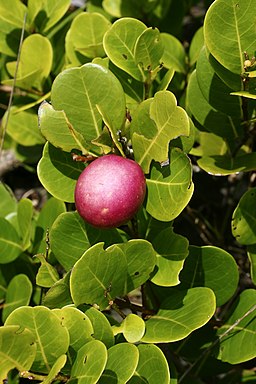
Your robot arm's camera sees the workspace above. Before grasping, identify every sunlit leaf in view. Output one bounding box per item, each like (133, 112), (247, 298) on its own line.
(0, 325), (36, 381)
(5, 306), (70, 373)
(2, 274), (33, 322)
(204, 0), (256, 74)
(146, 148), (194, 221)
(142, 287), (216, 343)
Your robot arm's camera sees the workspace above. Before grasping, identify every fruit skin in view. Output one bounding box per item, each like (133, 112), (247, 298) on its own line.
(74, 154), (146, 228)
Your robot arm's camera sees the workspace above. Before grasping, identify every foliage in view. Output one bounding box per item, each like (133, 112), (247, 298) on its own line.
(0, 0), (255, 383)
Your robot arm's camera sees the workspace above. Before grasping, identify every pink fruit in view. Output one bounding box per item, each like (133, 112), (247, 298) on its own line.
(74, 154), (146, 228)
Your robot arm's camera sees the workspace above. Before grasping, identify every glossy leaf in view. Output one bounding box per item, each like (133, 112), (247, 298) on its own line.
(35, 254), (59, 288)
(27, 0), (70, 33)
(114, 239), (156, 292)
(2, 274), (33, 322)
(3, 107), (45, 146)
(37, 142), (85, 202)
(189, 26), (204, 66)
(84, 306), (114, 348)
(134, 27), (164, 73)
(146, 148), (194, 221)
(161, 33), (187, 73)
(70, 340), (107, 383)
(128, 344), (170, 384)
(41, 355), (67, 384)
(0, 0), (27, 56)
(0, 182), (17, 219)
(70, 242), (127, 310)
(103, 18), (147, 81)
(38, 101), (88, 154)
(131, 90), (190, 173)
(0, 218), (23, 264)
(67, 12), (111, 59)
(150, 227), (189, 286)
(16, 198), (34, 250)
(53, 307), (94, 352)
(112, 314), (145, 343)
(5, 306), (70, 373)
(232, 187), (256, 245)
(217, 289), (256, 364)
(179, 246), (239, 306)
(187, 70), (242, 140)
(50, 211), (123, 271)
(33, 197), (66, 255)
(198, 152), (256, 176)
(247, 245), (256, 285)
(196, 47), (242, 119)
(5, 34), (53, 91)
(204, 0), (256, 74)
(99, 343), (139, 384)
(42, 271), (73, 309)
(0, 325), (36, 381)
(50, 63), (126, 153)
(142, 287), (216, 343)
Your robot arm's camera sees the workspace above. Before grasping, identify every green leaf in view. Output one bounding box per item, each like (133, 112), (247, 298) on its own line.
(112, 314), (145, 343)
(231, 90), (256, 100)
(146, 148), (194, 221)
(42, 271), (73, 309)
(2, 274), (33, 323)
(41, 355), (67, 384)
(189, 26), (204, 66)
(27, 0), (70, 33)
(0, 182), (17, 219)
(53, 307), (94, 352)
(99, 343), (139, 384)
(179, 246), (239, 306)
(198, 152), (256, 176)
(0, 0), (28, 56)
(103, 18), (147, 81)
(70, 242), (127, 310)
(150, 227), (189, 286)
(134, 27), (164, 73)
(0, 325), (36, 381)
(37, 142), (84, 202)
(5, 306), (70, 373)
(142, 287), (216, 343)
(5, 34), (53, 91)
(70, 340), (107, 383)
(247, 245), (256, 285)
(131, 90), (190, 173)
(114, 239), (156, 292)
(128, 344), (170, 384)
(217, 289), (256, 364)
(83, 305), (114, 348)
(186, 70), (242, 140)
(2, 107), (45, 147)
(50, 63), (126, 153)
(68, 12), (111, 59)
(161, 32), (187, 73)
(35, 254), (59, 288)
(232, 187), (256, 245)
(17, 198), (34, 250)
(38, 101), (89, 154)
(33, 197), (66, 255)
(196, 47), (242, 119)
(0, 218), (23, 264)
(204, 0), (256, 74)
(50, 211), (123, 271)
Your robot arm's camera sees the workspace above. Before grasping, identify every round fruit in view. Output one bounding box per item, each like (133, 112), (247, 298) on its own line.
(74, 154), (146, 228)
